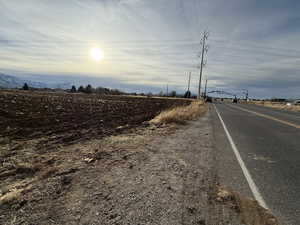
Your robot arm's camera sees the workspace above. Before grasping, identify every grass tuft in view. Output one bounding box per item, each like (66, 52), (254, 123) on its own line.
(216, 186), (283, 225)
(0, 189), (23, 205)
(150, 100), (207, 124)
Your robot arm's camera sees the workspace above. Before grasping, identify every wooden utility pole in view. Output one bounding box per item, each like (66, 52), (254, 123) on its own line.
(198, 31), (209, 99)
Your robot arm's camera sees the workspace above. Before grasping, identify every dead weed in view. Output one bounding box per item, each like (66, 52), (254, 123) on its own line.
(0, 189), (23, 205)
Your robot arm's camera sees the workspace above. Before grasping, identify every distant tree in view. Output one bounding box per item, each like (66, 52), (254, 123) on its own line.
(70, 85), (77, 93)
(110, 89), (122, 95)
(85, 84), (93, 94)
(22, 83), (29, 90)
(158, 91), (164, 97)
(78, 85), (85, 92)
(184, 90), (191, 98)
(146, 92), (153, 97)
(96, 86), (105, 94)
(170, 90), (177, 97)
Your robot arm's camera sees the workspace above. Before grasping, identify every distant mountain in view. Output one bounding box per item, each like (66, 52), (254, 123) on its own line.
(0, 72), (163, 93)
(0, 73), (72, 89)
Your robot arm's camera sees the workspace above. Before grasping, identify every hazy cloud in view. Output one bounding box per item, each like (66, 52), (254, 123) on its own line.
(0, 0), (299, 98)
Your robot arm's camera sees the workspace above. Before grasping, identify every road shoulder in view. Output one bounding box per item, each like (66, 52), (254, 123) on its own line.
(210, 104), (254, 198)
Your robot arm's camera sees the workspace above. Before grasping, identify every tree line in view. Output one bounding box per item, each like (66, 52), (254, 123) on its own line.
(70, 84), (123, 95)
(22, 83), (194, 98)
(22, 83), (123, 95)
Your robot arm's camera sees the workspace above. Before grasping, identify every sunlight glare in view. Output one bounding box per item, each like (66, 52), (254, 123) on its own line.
(90, 47), (104, 61)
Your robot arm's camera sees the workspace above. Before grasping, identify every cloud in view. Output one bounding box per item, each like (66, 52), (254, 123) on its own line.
(0, 0), (299, 98)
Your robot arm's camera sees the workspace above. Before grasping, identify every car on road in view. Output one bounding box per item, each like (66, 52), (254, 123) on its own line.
(293, 100), (300, 105)
(232, 98), (238, 103)
(286, 100), (300, 106)
(205, 96), (213, 103)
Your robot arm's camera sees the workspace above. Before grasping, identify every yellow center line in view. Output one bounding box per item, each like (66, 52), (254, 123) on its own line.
(228, 104), (300, 129)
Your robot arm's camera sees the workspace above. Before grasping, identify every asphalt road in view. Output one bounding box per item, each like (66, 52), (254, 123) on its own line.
(211, 102), (300, 225)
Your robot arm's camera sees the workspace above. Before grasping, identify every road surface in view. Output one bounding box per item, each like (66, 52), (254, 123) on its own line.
(211, 102), (300, 225)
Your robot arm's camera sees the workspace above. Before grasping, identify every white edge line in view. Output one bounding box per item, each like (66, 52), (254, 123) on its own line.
(214, 104), (268, 209)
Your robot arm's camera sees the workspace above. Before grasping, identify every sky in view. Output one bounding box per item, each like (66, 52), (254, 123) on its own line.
(0, 0), (300, 98)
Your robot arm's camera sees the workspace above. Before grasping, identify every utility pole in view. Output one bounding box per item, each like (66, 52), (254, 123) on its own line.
(187, 72), (191, 92)
(198, 31), (209, 99)
(242, 89), (249, 101)
(204, 79), (208, 98)
(166, 84), (168, 97)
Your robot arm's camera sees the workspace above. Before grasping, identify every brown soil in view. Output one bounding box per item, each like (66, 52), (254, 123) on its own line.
(0, 90), (191, 223)
(0, 90), (190, 145)
(0, 90), (190, 190)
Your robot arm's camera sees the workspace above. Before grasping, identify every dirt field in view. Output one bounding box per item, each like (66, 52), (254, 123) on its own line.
(0, 90), (190, 145)
(0, 90), (192, 217)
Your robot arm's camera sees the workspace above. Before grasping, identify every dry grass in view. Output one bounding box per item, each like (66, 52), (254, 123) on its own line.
(250, 101), (300, 112)
(0, 189), (23, 205)
(150, 100), (207, 124)
(216, 186), (282, 225)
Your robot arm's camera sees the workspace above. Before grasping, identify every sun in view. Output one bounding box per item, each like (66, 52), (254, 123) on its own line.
(90, 47), (104, 61)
